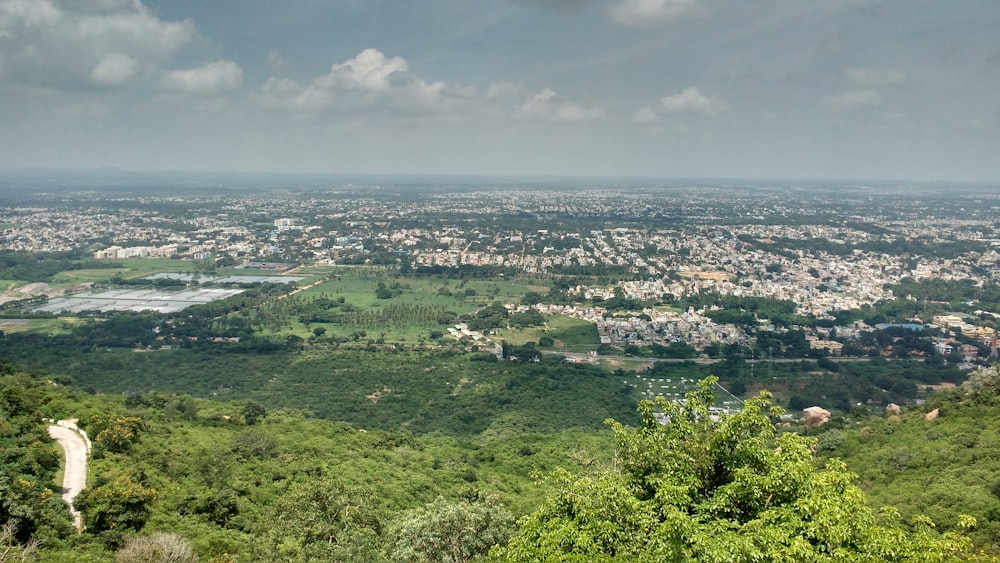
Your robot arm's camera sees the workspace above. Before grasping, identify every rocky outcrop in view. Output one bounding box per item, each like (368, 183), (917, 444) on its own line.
(885, 403), (901, 416)
(803, 406), (831, 428)
(925, 408), (939, 421)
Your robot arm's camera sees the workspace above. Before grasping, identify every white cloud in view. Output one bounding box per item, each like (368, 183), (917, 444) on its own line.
(632, 106), (658, 124)
(658, 87), (729, 117)
(255, 48), (475, 117)
(160, 60), (243, 94)
(517, 87), (603, 122)
(255, 76), (333, 113)
(266, 49), (284, 68)
(319, 48), (407, 92)
(254, 48), (606, 126)
(845, 67), (908, 87)
(517, 88), (556, 118)
(486, 81), (525, 99)
(608, 0), (702, 27)
(0, 0), (194, 88)
(553, 102), (605, 122)
(823, 89), (882, 112)
(89, 53), (138, 86)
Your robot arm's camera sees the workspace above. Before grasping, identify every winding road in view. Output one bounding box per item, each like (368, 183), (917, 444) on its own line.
(47, 424), (89, 531)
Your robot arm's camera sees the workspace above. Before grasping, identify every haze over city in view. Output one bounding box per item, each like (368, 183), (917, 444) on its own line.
(1, 0), (998, 181)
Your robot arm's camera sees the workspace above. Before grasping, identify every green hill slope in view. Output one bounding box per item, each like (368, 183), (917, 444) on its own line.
(1, 363), (616, 561)
(2, 342), (639, 436)
(818, 367), (1000, 551)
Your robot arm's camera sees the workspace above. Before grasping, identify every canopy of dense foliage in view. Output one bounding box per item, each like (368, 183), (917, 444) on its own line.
(499, 378), (974, 562)
(819, 366), (1000, 552)
(0, 363), (613, 561)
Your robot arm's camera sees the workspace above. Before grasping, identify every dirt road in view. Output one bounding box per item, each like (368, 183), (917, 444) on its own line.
(47, 424), (88, 531)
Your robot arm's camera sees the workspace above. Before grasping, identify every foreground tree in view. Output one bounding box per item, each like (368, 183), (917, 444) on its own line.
(252, 476), (385, 561)
(387, 494), (514, 562)
(74, 476), (157, 536)
(499, 377), (974, 562)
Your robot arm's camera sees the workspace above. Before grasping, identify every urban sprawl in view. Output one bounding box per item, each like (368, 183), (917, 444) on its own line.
(3, 181), (1000, 366)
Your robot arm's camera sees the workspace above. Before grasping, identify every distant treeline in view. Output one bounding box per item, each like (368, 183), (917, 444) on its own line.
(0, 250), (122, 283)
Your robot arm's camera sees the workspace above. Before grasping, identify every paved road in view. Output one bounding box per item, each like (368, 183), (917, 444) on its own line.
(47, 424), (88, 531)
(542, 350), (883, 364)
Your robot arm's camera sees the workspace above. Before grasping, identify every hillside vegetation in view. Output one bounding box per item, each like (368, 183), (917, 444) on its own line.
(1, 363), (616, 561)
(818, 366), (1000, 552)
(3, 362), (997, 561)
(1, 345), (639, 437)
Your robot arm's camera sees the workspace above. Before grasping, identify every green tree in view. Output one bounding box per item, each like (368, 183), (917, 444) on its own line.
(499, 377), (974, 562)
(74, 476), (157, 534)
(88, 414), (144, 454)
(253, 476), (384, 561)
(387, 495), (514, 563)
(242, 401), (267, 426)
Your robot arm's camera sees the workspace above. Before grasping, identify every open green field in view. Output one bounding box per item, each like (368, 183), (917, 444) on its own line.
(104, 258), (198, 278)
(51, 267), (131, 284)
(42, 258), (198, 286)
(297, 273), (475, 311)
(298, 269), (546, 309)
(254, 269), (565, 345)
(0, 279), (26, 292)
(0, 317), (87, 336)
(651, 304), (685, 314)
(497, 315), (600, 352)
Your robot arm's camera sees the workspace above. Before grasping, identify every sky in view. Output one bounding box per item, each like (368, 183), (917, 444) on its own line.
(0, 0), (998, 181)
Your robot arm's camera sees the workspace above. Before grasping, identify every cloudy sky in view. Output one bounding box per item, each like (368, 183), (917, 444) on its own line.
(1, 0), (998, 181)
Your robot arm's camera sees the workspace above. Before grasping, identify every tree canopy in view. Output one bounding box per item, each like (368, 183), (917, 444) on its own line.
(499, 377), (974, 562)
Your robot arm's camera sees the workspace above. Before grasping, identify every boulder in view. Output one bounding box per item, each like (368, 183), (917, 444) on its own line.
(885, 403), (901, 416)
(803, 406), (831, 428)
(925, 408), (939, 421)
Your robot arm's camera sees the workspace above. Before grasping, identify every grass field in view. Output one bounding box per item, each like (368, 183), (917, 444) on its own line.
(652, 304), (685, 314)
(0, 279), (26, 292)
(46, 258), (198, 286)
(261, 269), (560, 344)
(226, 268), (590, 348)
(104, 258), (198, 278)
(51, 268), (131, 284)
(496, 315), (600, 352)
(0, 317), (85, 335)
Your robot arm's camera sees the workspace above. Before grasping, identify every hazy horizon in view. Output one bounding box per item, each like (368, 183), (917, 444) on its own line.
(2, 167), (996, 192)
(1, 1), (998, 182)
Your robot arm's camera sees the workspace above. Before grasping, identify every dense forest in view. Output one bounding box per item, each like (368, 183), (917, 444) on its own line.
(4, 361), (1000, 561)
